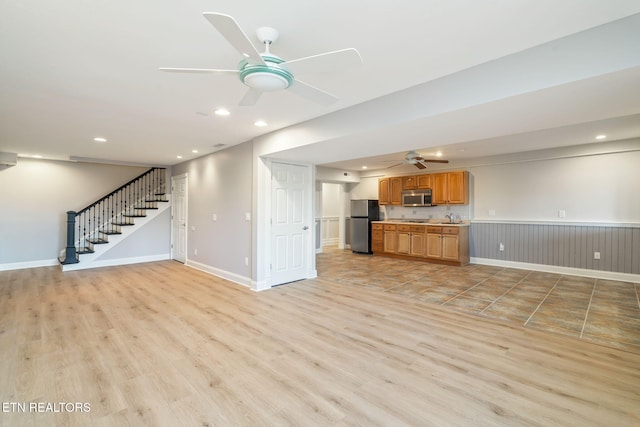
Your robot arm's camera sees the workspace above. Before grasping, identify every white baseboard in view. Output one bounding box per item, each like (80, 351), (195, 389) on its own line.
(186, 259), (252, 288)
(251, 279), (271, 292)
(471, 257), (640, 283)
(0, 258), (58, 271)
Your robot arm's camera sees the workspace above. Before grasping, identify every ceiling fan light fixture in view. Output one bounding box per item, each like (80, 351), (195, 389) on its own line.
(239, 57), (294, 92)
(243, 72), (290, 91)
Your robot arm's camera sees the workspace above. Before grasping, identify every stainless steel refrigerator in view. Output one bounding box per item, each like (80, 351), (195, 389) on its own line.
(350, 199), (380, 254)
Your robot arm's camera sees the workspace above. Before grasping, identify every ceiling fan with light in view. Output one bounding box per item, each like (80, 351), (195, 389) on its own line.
(388, 150), (450, 169)
(160, 13), (362, 106)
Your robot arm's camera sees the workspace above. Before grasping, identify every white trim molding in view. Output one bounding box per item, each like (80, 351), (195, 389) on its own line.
(471, 257), (640, 283)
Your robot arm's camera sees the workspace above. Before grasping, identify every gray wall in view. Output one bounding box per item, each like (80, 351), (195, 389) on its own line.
(96, 209), (172, 261)
(171, 141), (253, 281)
(0, 158), (150, 266)
(471, 222), (640, 274)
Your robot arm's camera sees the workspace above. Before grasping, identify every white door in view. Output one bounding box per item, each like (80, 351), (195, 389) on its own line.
(171, 174), (188, 263)
(271, 162), (311, 285)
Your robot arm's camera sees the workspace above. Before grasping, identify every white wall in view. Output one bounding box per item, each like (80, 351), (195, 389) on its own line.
(0, 158), (150, 266)
(471, 149), (640, 222)
(171, 141), (253, 282)
(321, 183), (341, 217)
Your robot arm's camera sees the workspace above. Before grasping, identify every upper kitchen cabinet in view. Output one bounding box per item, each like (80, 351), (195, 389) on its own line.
(378, 177), (403, 205)
(432, 171), (469, 205)
(402, 176), (417, 190)
(403, 175), (431, 190)
(416, 174), (431, 189)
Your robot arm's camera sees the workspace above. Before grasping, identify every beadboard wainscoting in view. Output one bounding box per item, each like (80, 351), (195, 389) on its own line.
(470, 221), (640, 280)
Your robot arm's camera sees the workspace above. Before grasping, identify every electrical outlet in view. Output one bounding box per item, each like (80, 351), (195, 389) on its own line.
(594, 251), (600, 260)
(558, 209), (566, 218)
(212, 213), (217, 221)
(489, 210), (496, 217)
(244, 257), (249, 266)
(194, 248), (198, 256)
(499, 243), (505, 251)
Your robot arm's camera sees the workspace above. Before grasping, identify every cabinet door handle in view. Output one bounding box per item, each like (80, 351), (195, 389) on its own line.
(302, 226), (309, 230)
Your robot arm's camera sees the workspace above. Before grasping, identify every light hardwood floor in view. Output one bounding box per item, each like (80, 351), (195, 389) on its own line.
(1, 261), (639, 426)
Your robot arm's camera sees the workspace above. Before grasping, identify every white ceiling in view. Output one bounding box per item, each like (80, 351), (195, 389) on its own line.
(1, 1), (640, 168)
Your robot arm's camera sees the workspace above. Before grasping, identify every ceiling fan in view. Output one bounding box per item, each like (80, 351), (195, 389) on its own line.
(388, 151), (450, 169)
(160, 13), (362, 106)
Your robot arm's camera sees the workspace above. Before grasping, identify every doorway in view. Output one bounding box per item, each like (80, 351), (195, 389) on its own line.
(171, 173), (188, 263)
(269, 161), (313, 285)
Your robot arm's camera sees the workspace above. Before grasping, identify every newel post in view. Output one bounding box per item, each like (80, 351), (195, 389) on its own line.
(60, 211), (79, 265)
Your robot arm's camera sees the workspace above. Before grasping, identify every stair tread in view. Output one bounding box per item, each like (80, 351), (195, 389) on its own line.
(111, 222), (134, 226)
(123, 214), (146, 218)
(87, 238), (108, 244)
(100, 230), (122, 235)
(76, 247), (94, 254)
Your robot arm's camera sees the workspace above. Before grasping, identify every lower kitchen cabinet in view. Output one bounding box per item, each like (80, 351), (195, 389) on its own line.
(426, 226), (467, 262)
(396, 225), (411, 254)
(371, 222), (469, 266)
(383, 224), (397, 253)
(372, 223), (384, 253)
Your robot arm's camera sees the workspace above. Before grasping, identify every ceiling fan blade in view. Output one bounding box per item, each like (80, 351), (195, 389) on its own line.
(421, 159), (449, 163)
(159, 67), (238, 74)
(415, 162), (427, 169)
(288, 80), (338, 106)
(282, 48), (362, 75)
(203, 13), (266, 65)
(386, 163), (403, 169)
(239, 88), (263, 106)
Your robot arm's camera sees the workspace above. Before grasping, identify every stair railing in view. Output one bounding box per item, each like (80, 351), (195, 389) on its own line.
(60, 167), (166, 265)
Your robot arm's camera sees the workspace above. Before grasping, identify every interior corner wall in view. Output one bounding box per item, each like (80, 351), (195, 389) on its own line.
(0, 158), (149, 266)
(171, 141), (253, 283)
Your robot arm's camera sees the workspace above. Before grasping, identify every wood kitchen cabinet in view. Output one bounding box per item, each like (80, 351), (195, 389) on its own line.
(416, 174), (431, 189)
(395, 224), (427, 256)
(371, 223), (384, 253)
(379, 171), (467, 205)
(372, 221), (468, 266)
(378, 177), (403, 205)
(402, 176), (417, 190)
(426, 226), (469, 264)
(396, 224), (411, 254)
(403, 175), (431, 190)
(409, 225), (426, 256)
(383, 224), (397, 253)
(431, 171), (469, 205)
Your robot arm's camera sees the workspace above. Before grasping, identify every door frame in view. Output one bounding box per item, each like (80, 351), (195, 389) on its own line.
(171, 173), (188, 263)
(254, 157), (316, 291)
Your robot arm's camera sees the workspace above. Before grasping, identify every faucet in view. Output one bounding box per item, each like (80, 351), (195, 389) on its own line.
(445, 213), (454, 223)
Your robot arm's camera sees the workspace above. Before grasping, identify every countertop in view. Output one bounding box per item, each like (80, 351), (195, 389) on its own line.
(372, 220), (469, 227)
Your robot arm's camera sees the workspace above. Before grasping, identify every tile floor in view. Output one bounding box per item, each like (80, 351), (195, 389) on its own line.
(316, 247), (640, 354)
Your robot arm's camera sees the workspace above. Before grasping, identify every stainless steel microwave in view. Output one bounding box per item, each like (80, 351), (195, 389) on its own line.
(402, 189), (432, 207)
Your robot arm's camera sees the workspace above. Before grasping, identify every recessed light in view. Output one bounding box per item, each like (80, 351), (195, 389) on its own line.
(595, 134), (607, 140)
(436, 151), (443, 157)
(177, 155), (183, 159)
(93, 137), (107, 143)
(361, 166), (368, 169)
(214, 108), (230, 116)
(33, 155), (43, 159)
(254, 120), (267, 127)
(192, 150), (198, 153)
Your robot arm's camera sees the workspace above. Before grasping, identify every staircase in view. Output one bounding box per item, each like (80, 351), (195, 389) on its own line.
(59, 168), (171, 271)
